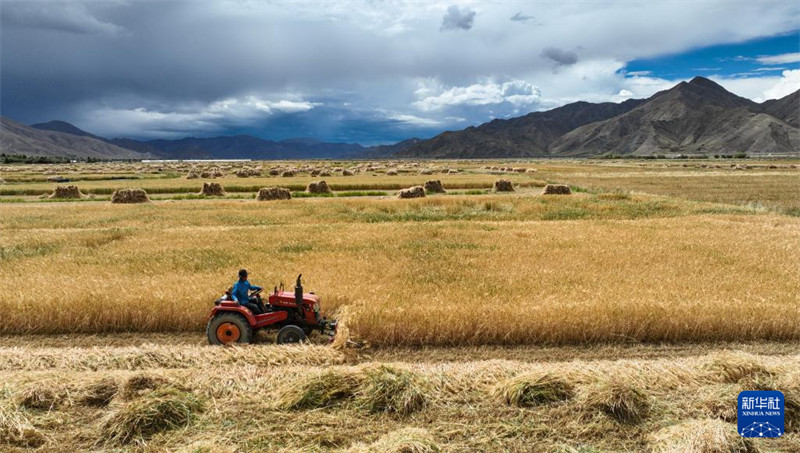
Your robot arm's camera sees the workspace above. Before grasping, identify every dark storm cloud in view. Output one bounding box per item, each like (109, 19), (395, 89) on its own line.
(1, 1), (798, 143)
(2, 1), (122, 35)
(440, 5), (475, 31)
(510, 12), (535, 22)
(541, 46), (579, 65)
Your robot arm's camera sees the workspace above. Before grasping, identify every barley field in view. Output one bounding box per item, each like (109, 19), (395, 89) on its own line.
(1, 159), (799, 451)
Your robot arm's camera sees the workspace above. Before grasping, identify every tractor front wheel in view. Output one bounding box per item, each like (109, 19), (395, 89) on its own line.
(277, 325), (307, 344)
(207, 313), (252, 345)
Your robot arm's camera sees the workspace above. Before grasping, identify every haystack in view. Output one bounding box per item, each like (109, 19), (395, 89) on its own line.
(256, 187), (292, 201)
(494, 179), (514, 192)
(397, 186), (425, 199)
(306, 180), (333, 194)
(342, 169), (354, 176)
(186, 172), (200, 179)
(111, 188), (150, 204)
(199, 182), (225, 196)
(49, 185), (85, 199)
(386, 170), (398, 176)
(281, 170), (295, 177)
(419, 169), (433, 175)
(542, 184), (572, 195)
(424, 180), (446, 193)
(319, 171), (332, 177)
(235, 169), (250, 178)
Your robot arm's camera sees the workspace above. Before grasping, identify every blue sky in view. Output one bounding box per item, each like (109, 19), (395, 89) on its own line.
(626, 33), (800, 81)
(2, 1), (799, 145)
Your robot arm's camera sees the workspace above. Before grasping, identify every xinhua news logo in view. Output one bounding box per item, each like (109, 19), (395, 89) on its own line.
(738, 390), (784, 438)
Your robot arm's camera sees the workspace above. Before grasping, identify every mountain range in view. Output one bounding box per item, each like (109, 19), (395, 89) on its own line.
(1, 77), (797, 160)
(398, 77), (799, 157)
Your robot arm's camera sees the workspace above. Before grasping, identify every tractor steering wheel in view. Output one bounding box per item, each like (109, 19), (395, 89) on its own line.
(250, 288), (263, 297)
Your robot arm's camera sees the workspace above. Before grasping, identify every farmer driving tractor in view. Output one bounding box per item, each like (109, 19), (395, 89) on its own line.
(232, 268), (265, 314)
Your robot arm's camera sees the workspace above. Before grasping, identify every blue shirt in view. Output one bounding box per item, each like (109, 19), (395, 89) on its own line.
(232, 280), (262, 303)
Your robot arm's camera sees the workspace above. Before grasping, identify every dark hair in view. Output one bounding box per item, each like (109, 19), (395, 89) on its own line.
(238, 269), (248, 278)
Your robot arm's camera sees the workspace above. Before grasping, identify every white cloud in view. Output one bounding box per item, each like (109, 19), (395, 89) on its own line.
(756, 52), (800, 65)
(81, 95), (318, 138)
(711, 70), (800, 102)
(414, 79), (540, 111)
(617, 89), (633, 97)
(387, 113), (441, 126)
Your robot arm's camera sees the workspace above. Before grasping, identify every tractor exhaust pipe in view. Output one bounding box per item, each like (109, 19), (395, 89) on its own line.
(295, 274), (303, 306)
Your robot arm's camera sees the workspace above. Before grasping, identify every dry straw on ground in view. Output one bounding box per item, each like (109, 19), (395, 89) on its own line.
(49, 185), (85, 199)
(423, 180), (446, 193)
(274, 369), (361, 410)
(110, 188), (150, 203)
(542, 184), (572, 195)
(581, 377), (650, 424)
(397, 186), (426, 199)
(199, 182), (225, 196)
(78, 377), (118, 407)
(346, 428), (441, 453)
(356, 365), (429, 415)
(649, 419), (759, 453)
(100, 387), (204, 445)
(256, 187), (292, 201)
(0, 391), (46, 448)
(494, 179), (514, 191)
(494, 372), (574, 407)
(306, 180), (333, 194)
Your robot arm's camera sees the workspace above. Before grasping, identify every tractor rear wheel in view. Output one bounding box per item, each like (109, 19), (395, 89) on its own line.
(207, 313), (252, 345)
(277, 325), (306, 344)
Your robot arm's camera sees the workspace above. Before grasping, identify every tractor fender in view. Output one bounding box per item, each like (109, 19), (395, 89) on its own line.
(210, 304), (258, 326)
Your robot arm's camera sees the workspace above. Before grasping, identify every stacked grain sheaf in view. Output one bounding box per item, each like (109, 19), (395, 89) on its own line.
(256, 187), (292, 201)
(494, 180), (514, 192)
(423, 180), (446, 193)
(306, 180), (333, 194)
(111, 188), (150, 204)
(199, 182), (225, 196)
(49, 185), (85, 199)
(397, 186), (425, 199)
(542, 184), (572, 195)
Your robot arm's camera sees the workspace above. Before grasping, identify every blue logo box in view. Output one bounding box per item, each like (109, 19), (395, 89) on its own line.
(738, 390), (784, 438)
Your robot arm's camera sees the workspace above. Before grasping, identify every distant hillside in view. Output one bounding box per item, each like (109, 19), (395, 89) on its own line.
(143, 136), (366, 160)
(31, 120), (104, 140)
(1, 117), (151, 160)
(550, 78), (799, 156)
(397, 99), (646, 158)
(761, 90), (799, 128)
(29, 121), (373, 160)
(399, 77), (800, 158)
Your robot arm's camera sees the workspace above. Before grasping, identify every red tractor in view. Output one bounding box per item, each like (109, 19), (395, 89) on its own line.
(206, 274), (336, 345)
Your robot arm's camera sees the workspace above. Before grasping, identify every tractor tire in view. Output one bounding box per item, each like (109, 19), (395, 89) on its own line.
(207, 313), (252, 345)
(277, 325), (307, 344)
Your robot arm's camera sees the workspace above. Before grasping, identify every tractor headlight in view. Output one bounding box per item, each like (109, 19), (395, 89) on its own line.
(313, 302), (320, 312)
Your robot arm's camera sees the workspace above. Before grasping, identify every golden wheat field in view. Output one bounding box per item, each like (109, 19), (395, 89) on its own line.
(1, 159), (799, 452)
